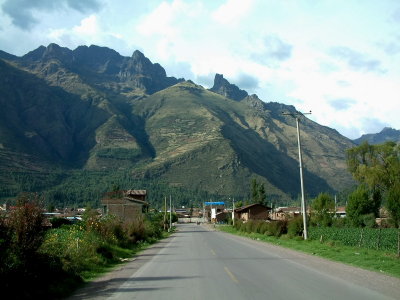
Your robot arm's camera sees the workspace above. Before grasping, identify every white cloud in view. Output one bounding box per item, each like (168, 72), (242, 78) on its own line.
(212, 0), (255, 25)
(73, 15), (99, 36)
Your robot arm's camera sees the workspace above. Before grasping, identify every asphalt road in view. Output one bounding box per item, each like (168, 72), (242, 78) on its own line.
(70, 223), (400, 300)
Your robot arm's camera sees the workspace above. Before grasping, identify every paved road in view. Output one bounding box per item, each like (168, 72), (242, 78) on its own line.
(70, 223), (400, 300)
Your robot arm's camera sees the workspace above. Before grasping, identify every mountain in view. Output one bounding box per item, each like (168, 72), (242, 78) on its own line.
(353, 127), (400, 145)
(0, 44), (356, 206)
(209, 73), (248, 101)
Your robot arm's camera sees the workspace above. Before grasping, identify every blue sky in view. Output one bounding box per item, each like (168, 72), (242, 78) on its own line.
(1, 0), (399, 139)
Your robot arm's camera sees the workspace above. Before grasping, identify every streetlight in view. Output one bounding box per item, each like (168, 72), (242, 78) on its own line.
(282, 110), (311, 240)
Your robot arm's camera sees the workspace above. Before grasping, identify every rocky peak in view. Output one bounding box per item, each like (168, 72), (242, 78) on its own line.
(209, 73), (248, 101)
(0, 50), (18, 61)
(132, 50), (146, 60)
(22, 43), (73, 64)
(18, 44), (182, 95)
(381, 127), (398, 134)
(124, 50), (166, 78)
(354, 127), (400, 145)
(42, 43), (73, 62)
(265, 102), (297, 113)
(73, 45), (121, 65)
(22, 45), (47, 61)
(242, 94), (265, 111)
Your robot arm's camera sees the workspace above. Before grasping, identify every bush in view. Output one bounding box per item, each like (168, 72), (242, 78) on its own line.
(96, 215), (125, 245)
(2, 202), (166, 299)
(50, 217), (72, 228)
(287, 217), (304, 237)
(0, 213), (12, 275)
(361, 213), (377, 228)
(258, 222), (269, 234)
(245, 220), (254, 233)
(265, 220), (287, 237)
(40, 225), (105, 275)
(8, 193), (46, 261)
(331, 217), (350, 228)
(234, 220), (244, 231)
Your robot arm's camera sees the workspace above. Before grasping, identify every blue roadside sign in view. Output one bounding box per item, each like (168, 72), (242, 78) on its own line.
(205, 202), (225, 206)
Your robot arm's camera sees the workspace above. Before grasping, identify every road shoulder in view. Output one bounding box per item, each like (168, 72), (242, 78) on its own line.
(67, 235), (175, 300)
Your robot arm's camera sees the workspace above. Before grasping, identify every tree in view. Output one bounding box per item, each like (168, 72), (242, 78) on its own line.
(346, 185), (377, 227)
(258, 184), (267, 205)
(311, 193), (334, 226)
(387, 183), (400, 228)
(346, 141), (400, 225)
(235, 200), (243, 208)
(250, 178), (267, 205)
(251, 178), (259, 203)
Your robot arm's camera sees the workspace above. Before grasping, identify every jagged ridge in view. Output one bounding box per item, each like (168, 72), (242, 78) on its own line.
(0, 44), (356, 202)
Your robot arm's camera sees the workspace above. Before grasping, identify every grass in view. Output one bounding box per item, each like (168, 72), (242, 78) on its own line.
(218, 225), (400, 278)
(80, 231), (172, 282)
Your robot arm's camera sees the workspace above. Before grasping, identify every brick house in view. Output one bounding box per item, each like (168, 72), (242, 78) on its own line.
(101, 190), (148, 222)
(234, 203), (271, 221)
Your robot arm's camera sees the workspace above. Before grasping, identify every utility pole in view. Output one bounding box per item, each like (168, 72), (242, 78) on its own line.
(282, 110), (311, 240)
(169, 195), (172, 232)
(334, 194), (337, 218)
(164, 196), (167, 231)
(232, 197), (235, 226)
(203, 202), (205, 223)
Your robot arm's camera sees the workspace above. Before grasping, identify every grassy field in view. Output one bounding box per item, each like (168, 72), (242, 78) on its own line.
(218, 225), (400, 278)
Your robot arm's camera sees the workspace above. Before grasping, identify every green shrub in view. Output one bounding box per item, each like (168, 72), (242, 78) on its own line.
(331, 217), (350, 228)
(252, 220), (265, 234)
(362, 213), (377, 228)
(287, 217), (304, 237)
(245, 220), (254, 233)
(234, 220), (244, 231)
(0, 213), (12, 275)
(40, 225), (104, 274)
(50, 217), (72, 228)
(259, 222), (270, 234)
(266, 220), (288, 237)
(8, 193), (46, 261)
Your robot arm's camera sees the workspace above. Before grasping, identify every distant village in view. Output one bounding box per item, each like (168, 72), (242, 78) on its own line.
(0, 189), (352, 226)
(175, 202), (347, 224)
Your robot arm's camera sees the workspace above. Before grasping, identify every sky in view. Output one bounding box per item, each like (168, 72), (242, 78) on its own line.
(0, 0), (399, 139)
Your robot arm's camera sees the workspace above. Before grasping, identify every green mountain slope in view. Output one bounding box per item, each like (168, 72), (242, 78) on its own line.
(0, 44), (356, 205)
(129, 82), (354, 199)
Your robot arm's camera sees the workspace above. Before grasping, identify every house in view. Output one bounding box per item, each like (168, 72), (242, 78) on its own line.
(101, 190), (148, 222)
(234, 203), (271, 221)
(216, 211), (229, 223)
(272, 207), (301, 220)
(335, 206), (346, 218)
(175, 207), (190, 218)
(204, 201), (225, 223)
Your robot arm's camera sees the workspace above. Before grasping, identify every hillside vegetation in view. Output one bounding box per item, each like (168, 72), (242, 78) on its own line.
(0, 44), (355, 207)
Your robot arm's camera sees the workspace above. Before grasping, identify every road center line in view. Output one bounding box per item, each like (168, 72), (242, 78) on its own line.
(211, 249), (216, 256)
(224, 266), (239, 284)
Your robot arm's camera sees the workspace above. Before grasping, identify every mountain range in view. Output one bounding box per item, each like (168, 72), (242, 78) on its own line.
(0, 43), (357, 205)
(353, 127), (400, 145)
